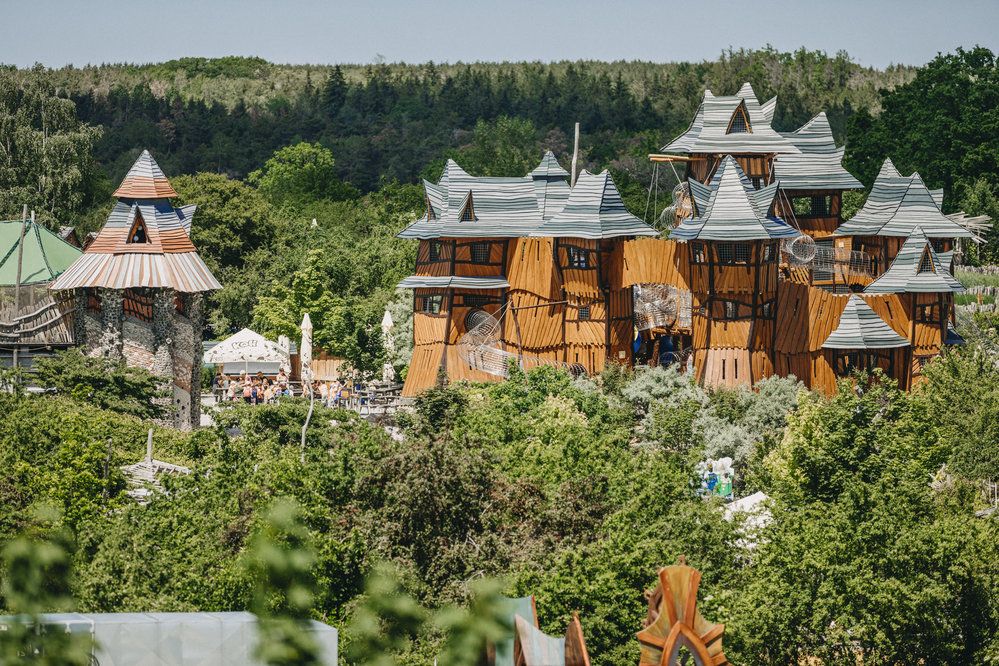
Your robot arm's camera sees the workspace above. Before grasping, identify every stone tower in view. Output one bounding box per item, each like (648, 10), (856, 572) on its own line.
(50, 150), (221, 429)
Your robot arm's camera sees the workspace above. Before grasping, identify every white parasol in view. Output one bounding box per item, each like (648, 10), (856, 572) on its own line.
(203, 328), (289, 373)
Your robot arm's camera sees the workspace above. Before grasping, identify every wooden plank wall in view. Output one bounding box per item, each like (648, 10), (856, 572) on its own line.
(618, 238), (690, 290)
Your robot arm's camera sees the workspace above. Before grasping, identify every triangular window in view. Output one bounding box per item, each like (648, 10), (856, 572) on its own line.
(425, 194), (436, 221)
(127, 213), (149, 244)
(727, 104), (751, 134)
(460, 194), (476, 222)
(917, 246), (935, 274)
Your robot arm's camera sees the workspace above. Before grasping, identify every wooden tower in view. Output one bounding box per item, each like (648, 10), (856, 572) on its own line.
(670, 156), (799, 387)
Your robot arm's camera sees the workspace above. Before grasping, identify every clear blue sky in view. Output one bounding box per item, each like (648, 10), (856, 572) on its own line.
(3, 0), (998, 69)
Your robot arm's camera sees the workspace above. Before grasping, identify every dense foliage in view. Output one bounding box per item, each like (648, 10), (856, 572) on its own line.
(2, 347), (998, 663)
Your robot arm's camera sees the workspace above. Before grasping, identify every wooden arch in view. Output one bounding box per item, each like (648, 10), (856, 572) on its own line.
(636, 560), (728, 666)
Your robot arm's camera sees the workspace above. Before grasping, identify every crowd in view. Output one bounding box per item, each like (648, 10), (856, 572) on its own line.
(212, 369), (374, 409)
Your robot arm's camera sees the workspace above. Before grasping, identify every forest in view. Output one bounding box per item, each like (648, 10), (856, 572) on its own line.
(2, 46), (999, 664)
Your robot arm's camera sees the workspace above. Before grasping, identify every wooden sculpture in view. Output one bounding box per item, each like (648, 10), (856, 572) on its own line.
(636, 558), (728, 666)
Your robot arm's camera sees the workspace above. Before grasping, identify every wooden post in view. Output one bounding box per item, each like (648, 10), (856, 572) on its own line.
(12, 206), (29, 369)
(571, 122), (580, 187)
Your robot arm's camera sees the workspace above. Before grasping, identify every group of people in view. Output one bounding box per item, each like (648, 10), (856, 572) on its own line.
(215, 369), (295, 405)
(212, 369), (370, 409)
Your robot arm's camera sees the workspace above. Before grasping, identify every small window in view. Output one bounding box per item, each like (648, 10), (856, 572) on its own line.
(810, 196), (830, 217)
(751, 177), (762, 190)
(917, 248), (935, 274)
(425, 195), (436, 221)
(578, 305), (591, 321)
(728, 106), (750, 134)
(763, 242), (778, 264)
(690, 241), (707, 264)
(724, 301), (737, 320)
(916, 303), (940, 323)
(420, 295), (443, 314)
(792, 196), (832, 218)
(428, 241), (443, 262)
(127, 215), (149, 244)
(931, 239), (952, 253)
(717, 242), (751, 265)
(567, 246), (590, 269)
(758, 300), (775, 320)
(462, 294), (490, 308)
(471, 242), (490, 264)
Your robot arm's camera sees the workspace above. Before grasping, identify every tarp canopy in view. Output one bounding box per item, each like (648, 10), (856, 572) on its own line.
(0, 611), (337, 665)
(0, 219), (82, 286)
(203, 328), (289, 366)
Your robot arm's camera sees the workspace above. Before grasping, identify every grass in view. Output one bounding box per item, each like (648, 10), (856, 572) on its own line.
(956, 268), (999, 288)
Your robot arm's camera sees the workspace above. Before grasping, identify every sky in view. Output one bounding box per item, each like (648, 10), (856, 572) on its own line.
(2, 0), (999, 69)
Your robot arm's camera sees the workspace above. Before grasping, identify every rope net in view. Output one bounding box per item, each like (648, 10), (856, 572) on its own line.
(634, 284), (692, 331)
(456, 304), (586, 378)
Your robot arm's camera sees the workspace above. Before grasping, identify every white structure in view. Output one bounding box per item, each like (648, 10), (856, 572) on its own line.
(203, 328), (289, 374)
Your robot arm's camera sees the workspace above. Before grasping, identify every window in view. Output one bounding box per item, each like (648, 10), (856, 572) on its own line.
(428, 241), (443, 262)
(834, 351), (894, 377)
(425, 195), (436, 220)
(690, 241), (707, 264)
(791, 196), (831, 218)
(567, 246), (590, 269)
(420, 295), (443, 314)
(86, 289), (101, 314)
(728, 106), (750, 134)
(470, 242), (490, 264)
(751, 177), (762, 190)
(123, 288), (154, 322)
(461, 205), (475, 221)
(917, 248), (935, 274)
(462, 294), (490, 308)
(916, 303), (940, 323)
(127, 215), (149, 244)
(758, 300), (775, 320)
(931, 239), (952, 253)
(724, 301), (737, 320)
(578, 305), (591, 321)
(716, 242), (751, 265)
(763, 242), (778, 264)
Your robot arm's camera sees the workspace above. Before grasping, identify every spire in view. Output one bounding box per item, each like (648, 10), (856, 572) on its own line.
(530, 151), (569, 180)
(113, 150), (178, 199)
(670, 156), (799, 242)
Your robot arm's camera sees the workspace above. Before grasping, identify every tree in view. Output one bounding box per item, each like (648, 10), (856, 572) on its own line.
(32, 349), (165, 420)
(245, 498), (322, 666)
(249, 142), (358, 205)
(446, 116), (541, 177)
(0, 65), (103, 227)
(0, 505), (93, 665)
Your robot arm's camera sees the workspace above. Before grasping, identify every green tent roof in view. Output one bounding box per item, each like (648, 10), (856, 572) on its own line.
(0, 220), (82, 286)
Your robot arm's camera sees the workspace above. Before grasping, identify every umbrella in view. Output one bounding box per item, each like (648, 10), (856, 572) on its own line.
(300, 313), (313, 395)
(203, 328), (289, 373)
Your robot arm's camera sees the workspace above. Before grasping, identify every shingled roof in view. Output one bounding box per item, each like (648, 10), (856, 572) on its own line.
(113, 150), (179, 199)
(532, 169), (657, 239)
(50, 149), (220, 294)
(529, 151), (571, 220)
(399, 159), (551, 239)
(662, 83), (800, 155)
(774, 112), (864, 191)
(822, 295), (910, 349)
(864, 226), (964, 294)
(670, 156), (800, 242)
(836, 158), (972, 239)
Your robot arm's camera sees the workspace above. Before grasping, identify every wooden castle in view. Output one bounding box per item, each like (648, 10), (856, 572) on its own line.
(397, 83), (977, 397)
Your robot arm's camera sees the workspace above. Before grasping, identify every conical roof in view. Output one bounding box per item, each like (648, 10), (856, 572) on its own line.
(113, 150), (178, 199)
(532, 170), (657, 239)
(530, 150), (570, 179)
(50, 149), (220, 293)
(822, 295), (909, 349)
(864, 226), (964, 294)
(670, 156), (799, 242)
(836, 157), (971, 238)
(0, 219), (82, 286)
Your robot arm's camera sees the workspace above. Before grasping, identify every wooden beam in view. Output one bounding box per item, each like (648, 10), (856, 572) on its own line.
(648, 154), (705, 163)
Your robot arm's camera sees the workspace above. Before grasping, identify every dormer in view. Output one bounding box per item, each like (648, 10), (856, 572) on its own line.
(425, 193), (437, 221)
(128, 212), (149, 244)
(727, 101), (752, 134)
(458, 192), (476, 222)
(917, 246), (935, 274)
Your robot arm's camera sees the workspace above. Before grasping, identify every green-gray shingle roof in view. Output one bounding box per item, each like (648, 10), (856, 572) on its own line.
(662, 83), (800, 155)
(774, 112), (864, 192)
(531, 169), (657, 239)
(836, 158), (972, 239)
(670, 156), (800, 242)
(864, 226), (964, 294)
(822, 294), (910, 349)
